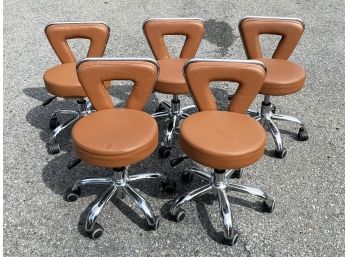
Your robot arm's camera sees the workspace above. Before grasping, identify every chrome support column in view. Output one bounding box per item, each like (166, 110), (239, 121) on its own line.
(151, 94), (197, 152)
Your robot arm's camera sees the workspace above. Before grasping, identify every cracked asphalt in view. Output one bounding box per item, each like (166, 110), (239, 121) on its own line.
(3, 0), (344, 256)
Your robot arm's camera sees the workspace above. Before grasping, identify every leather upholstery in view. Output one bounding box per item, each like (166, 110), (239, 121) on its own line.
(43, 63), (85, 97)
(181, 60), (267, 169)
(155, 58), (189, 94)
(72, 109), (158, 168)
(180, 111), (266, 169)
(43, 22), (110, 98)
(258, 58), (306, 96)
(73, 59), (159, 168)
(184, 61), (266, 114)
(143, 18), (205, 94)
(77, 60), (158, 111)
(45, 22), (110, 63)
(239, 17), (306, 96)
(239, 17), (304, 60)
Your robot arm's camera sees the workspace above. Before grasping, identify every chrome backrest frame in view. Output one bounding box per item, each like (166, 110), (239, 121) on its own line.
(183, 58), (267, 74)
(142, 17), (205, 32)
(238, 16), (305, 31)
(76, 57), (160, 79)
(44, 21), (110, 34)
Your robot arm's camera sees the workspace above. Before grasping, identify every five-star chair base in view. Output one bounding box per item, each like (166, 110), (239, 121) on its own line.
(169, 167), (274, 246)
(65, 167), (161, 239)
(247, 95), (309, 158)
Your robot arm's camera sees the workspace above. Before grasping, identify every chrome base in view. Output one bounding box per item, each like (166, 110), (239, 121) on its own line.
(169, 168), (273, 241)
(247, 95), (307, 154)
(152, 95), (196, 148)
(70, 167), (161, 234)
(48, 98), (93, 147)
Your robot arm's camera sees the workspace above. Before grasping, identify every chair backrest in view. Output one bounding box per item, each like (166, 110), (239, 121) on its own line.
(239, 16), (304, 60)
(45, 22), (110, 64)
(143, 18), (205, 60)
(77, 58), (159, 111)
(184, 59), (266, 114)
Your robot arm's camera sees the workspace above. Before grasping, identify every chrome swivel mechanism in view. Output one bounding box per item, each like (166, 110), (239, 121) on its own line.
(151, 95), (196, 158)
(47, 98), (93, 155)
(169, 168), (275, 246)
(247, 95), (309, 158)
(65, 167), (161, 239)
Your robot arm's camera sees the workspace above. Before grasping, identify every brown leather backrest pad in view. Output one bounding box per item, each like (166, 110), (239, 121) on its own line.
(184, 60), (266, 114)
(45, 22), (110, 63)
(143, 18), (205, 60)
(77, 59), (158, 111)
(239, 17), (304, 60)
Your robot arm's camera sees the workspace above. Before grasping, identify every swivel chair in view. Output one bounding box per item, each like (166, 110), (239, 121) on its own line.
(65, 58), (161, 239)
(238, 16), (308, 158)
(143, 18), (205, 158)
(169, 59), (275, 246)
(43, 22), (110, 154)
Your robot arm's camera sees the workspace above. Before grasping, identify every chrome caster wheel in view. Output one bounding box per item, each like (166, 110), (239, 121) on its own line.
(148, 217), (160, 230)
(225, 232), (239, 246)
(87, 223), (104, 240)
(160, 179), (176, 194)
(297, 127), (309, 141)
(172, 209), (185, 222)
(158, 146), (171, 159)
(181, 171), (193, 183)
(49, 114), (60, 130)
(230, 169), (243, 179)
(48, 142), (60, 155)
(262, 199), (275, 213)
(155, 103), (166, 113)
(271, 104), (276, 114)
(274, 148), (287, 159)
(65, 188), (81, 202)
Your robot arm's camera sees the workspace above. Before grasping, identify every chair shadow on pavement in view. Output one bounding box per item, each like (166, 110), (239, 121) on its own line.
(23, 87), (81, 153)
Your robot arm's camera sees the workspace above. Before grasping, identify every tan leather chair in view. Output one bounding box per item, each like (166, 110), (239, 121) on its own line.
(143, 18), (205, 158)
(169, 59), (275, 246)
(238, 16), (308, 158)
(65, 58), (161, 239)
(43, 22), (110, 154)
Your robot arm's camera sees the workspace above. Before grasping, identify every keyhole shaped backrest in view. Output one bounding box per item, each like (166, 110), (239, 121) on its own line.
(239, 16), (304, 60)
(143, 18), (205, 60)
(184, 59), (266, 114)
(77, 58), (159, 111)
(45, 22), (110, 64)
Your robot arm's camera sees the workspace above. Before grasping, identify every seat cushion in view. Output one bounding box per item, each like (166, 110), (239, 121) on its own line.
(258, 58), (306, 96)
(72, 108), (158, 168)
(43, 62), (86, 98)
(180, 111), (266, 169)
(155, 58), (190, 94)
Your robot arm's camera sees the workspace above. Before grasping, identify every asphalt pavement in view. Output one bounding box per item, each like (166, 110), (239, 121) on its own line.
(3, 0), (344, 256)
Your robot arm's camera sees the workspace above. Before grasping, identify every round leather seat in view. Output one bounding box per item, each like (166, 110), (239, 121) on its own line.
(258, 58), (306, 96)
(72, 108), (158, 168)
(43, 62), (86, 98)
(180, 111), (266, 169)
(155, 58), (190, 94)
